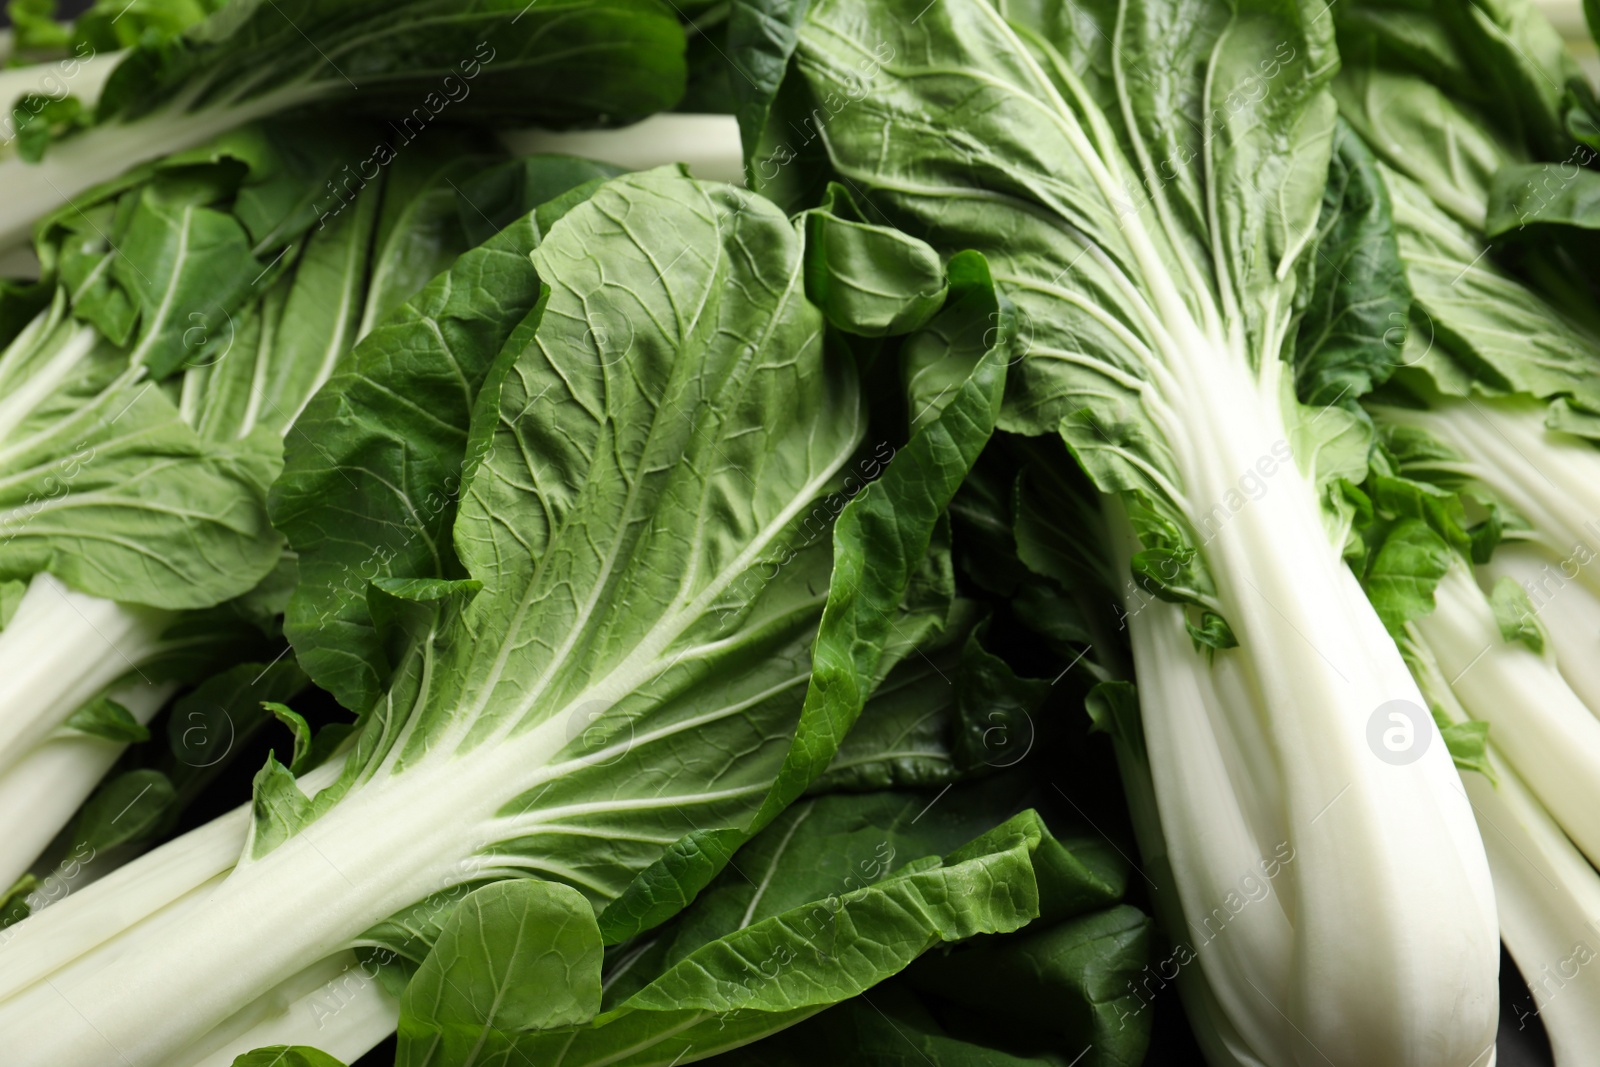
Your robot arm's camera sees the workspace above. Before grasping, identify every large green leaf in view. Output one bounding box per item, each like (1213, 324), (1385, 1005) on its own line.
(594, 245), (1009, 945)
(271, 169), (610, 713)
(1382, 163), (1600, 407)
(0, 297), (280, 607)
(393, 792), (1129, 1067)
(789, 0), (1338, 599)
(1293, 119), (1413, 406)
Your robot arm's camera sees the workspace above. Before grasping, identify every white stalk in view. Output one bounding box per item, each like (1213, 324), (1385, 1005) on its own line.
(1405, 633), (1600, 1065)
(1481, 542), (1600, 717)
(1413, 562), (1600, 867)
(0, 676), (176, 888)
(0, 81), (329, 256)
(1109, 327), (1499, 1064)
(160, 951), (398, 1067)
(0, 572), (172, 776)
(0, 704), (617, 1062)
(500, 113), (744, 185)
(1472, 762), (1600, 1063)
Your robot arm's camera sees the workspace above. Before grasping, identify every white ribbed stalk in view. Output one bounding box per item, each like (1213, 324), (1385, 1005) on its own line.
(1413, 562), (1600, 867)
(0, 573), (172, 776)
(1481, 542), (1600, 717)
(1405, 632), (1600, 1066)
(0, 676), (176, 887)
(161, 950), (398, 1067)
(1112, 336), (1498, 1065)
(0, 715), (572, 1064)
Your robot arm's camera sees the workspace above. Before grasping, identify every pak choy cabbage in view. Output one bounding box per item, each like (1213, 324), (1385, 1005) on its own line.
(0, 163), (1148, 1067)
(768, 0), (1505, 1063)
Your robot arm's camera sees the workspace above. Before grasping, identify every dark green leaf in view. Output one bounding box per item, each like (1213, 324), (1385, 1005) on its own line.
(63, 696), (149, 744)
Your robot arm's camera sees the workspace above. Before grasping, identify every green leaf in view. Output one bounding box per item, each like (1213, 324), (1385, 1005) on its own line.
(1486, 163), (1600, 238)
(230, 1047), (348, 1067)
(727, 0), (812, 177)
(397, 880), (603, 1066)
(71, 768), (175, 852)
(455, 155), (625, 248)
(63, 696), (149, 744)
(1432, 706), (1494, 782)
(1381, 165), (1600, 410)
(271, 184), (587, 713)
(905, 904), (1155, 1067)
(0, 301), (282, 609)
(950, 627), (1050, 772)
(0, 874), (37, 932)
(1488, 574), (1545, 654)
(489, 804), (1115, 1066)
(1361, 517), (1453, 635)
(1294, 119), (1413, 406)
(596, 243), (1009, 944)
(802, 183), (947, 337)
(248, 755), (313, 858)
(165, 659), (309, 782)
(0, 580), (26, 630)
(262, 702), (312, 774)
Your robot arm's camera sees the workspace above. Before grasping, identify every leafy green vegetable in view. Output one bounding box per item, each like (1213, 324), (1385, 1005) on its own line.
(0, 0), (690, 253)
(0, 166), (1000, 1067)
(785, 2), (1500, 1062)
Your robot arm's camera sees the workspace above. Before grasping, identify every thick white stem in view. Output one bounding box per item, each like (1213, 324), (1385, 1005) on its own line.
(159, 951), (398, 1067)
(1132, 344), (1498, 1066)
(1481, 542), (1600, 717)
(0, 718), (569, 1064)
(0, 573), (172, 776)
(1470, 759), (1600, 1065)
(1415, 562), (1600, 868)
(0, 83), (326, 256)
(0, 676), (176, 888)
(0, 751), (346, 1001)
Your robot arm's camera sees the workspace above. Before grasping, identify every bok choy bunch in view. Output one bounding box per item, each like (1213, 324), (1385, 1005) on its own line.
(774, 0), (1502, 1062)
(0, 165), (1018, 1065)
(0, 0), (687, 254)
(0, 121), (554, 891)
(1323, 0), (1600, 1056)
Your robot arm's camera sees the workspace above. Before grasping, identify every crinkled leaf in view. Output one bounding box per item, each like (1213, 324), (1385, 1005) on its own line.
(1360, 517), (1453, 635)
(727, 0), (812, 177)
(1294, 120), (1412, 406)
(597, 243), (1009, 945)
(802, 183), (946, 337)
(271, 181), (598, 713)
